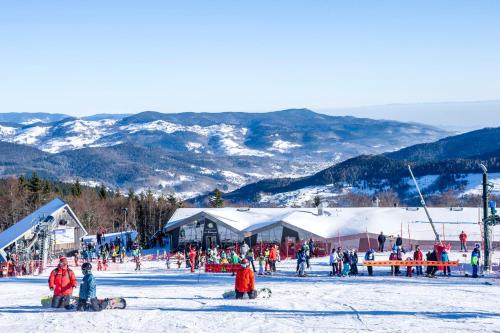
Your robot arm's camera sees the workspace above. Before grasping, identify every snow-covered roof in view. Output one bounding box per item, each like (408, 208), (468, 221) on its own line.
(0, 198), (86, 258)
(165, 207), (495, 241)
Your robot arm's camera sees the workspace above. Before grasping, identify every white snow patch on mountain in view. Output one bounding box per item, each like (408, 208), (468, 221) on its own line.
(20, 118), (43, 125)
(186, 142), (203, 153)
(11, 126), (50, 145)
(0, 125), (17, 137)
(461, 173), (500, 196)
(220, 170), (246, 186)
(268, 139), (302, 153)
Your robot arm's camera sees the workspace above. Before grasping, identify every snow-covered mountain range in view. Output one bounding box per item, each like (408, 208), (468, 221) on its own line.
(0, 109), (450, 198)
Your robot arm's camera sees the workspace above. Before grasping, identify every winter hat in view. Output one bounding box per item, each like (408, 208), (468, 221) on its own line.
(241, 258), (249, 268)
(59, 256), (67, 262)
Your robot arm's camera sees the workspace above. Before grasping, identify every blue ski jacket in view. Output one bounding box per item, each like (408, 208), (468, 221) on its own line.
(79, 272), (97, 300)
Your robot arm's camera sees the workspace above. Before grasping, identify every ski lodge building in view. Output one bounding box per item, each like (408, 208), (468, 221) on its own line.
(163, 207), (499, 257)
(0, 198), (87, 274)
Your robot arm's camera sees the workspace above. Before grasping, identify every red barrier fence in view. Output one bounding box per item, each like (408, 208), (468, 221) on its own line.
(205, 263), (241, 273)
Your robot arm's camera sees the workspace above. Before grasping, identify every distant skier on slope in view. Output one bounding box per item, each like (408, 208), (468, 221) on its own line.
(235, 259), (256, 299)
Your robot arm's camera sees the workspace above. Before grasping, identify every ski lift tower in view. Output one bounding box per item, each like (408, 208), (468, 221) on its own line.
(408, 165), (440, 242)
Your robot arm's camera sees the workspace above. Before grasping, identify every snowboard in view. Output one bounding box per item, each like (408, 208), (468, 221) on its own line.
(222, 288), (272, 299)
(41, 296), (126, 309)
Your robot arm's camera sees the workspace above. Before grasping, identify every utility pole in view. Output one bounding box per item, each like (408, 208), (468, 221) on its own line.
(479, 164), (491, 272)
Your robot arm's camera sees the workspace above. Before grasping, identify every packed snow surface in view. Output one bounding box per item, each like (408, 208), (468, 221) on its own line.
(1, 256), (498, 333)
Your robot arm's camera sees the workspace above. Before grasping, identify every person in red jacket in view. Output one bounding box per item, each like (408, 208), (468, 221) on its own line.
(459, 231), (467, 252)
(413, 245), (423, 276)
(188, 246), (196, 273)
(235, 259), (256, 299)
(48, 256), (77, 309)
(268, 245), (278, 273)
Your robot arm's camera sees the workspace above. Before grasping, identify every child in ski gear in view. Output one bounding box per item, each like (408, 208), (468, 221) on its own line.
(471, 243), (481, 278)
(132, 245), (141, 271)
(413, 245), (423, 276)
(235, 259), (256, 299)
(258, 254), (265, 275)
(364, 249), (375, 276)
(389, 250), (399, 275)
(440, 249), (451, 276)
(188, 246), (197, 273)
(269, 245), (278, 272)
(48, 256), (77, 309)
(405, 257), (413, 277)
(77, 263), (107, 311)
(231, 251), (241, 276)
(337, 247), (343, 275)
(297, 250), (307, 277)
(264, 247), (270, 272)
(329, 248), (338, 276)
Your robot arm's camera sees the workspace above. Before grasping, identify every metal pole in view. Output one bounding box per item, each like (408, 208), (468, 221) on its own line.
(480, 164), (490, 272)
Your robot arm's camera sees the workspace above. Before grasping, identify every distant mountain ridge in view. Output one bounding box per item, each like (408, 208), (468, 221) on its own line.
(0, 109), (450, 198)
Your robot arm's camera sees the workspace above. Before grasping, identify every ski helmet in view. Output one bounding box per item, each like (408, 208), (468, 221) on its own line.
(81, 262), (92, 272)
(241, 258), (249, 268)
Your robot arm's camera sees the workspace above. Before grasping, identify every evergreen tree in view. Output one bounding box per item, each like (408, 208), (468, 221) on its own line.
(71, 179), (82, 197)
(209, 188), (224, 208)
(98, 184), (107, 200)
(313, 195), (321, 208)
(28, 172), (42, 193)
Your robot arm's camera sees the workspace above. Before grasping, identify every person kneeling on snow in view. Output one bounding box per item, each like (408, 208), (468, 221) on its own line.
(48, 256), (77, 309)
(235, 259), (256, 299)
(77, 263), (107, 311)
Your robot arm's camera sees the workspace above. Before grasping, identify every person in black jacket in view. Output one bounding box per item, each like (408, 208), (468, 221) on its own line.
(395, 234), (403, 247)
(377, 232), (386, 252)
(349, 250), (358, 276)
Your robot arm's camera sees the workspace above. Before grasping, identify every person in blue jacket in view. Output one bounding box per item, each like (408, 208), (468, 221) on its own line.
(471, 243), (481, 278)
(77, 263), (107, 311)
(440, 249), (451, 276)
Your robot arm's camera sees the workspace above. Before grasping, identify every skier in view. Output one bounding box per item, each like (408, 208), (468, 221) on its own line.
(377, 232), (386, 252)
(413, 245), (423, 276)
(246, 247), (256, 272)
(341, 250), (351, 277)
(440, 249), (451, 276)
(240, 242), (250, 259)
(297, 249), (307, 277)
(405, 257), (413, 277)
(48, 256), (77, 309)
(188, 246), (197, 273)
(308, 239), (315, 258)
(77, 263), (108, 311)
(471, 243), (481, 278)
(364, 248), (375, 276)
(269, 245), (277, 273)
(235, 259), (256, 299)
(329, 248), (338, 276)
(257, 253), (265, 275)
(459, 231), (468, 252)
(349, 249), (358, 276)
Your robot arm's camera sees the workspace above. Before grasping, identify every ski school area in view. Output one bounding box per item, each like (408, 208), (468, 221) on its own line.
(0, 200), (499, 332)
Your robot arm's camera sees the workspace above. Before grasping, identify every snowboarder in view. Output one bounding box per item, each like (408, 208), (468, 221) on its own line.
(413, 245), (423, 276)
(235, 259), (256, 299)
(48, 256), (77, 309)
(377, 232), (386, 252)
(440, 249), (451, 276)
(364, 248), (375, 276)
(77, 263), (108, 311)
(471, 243), (481, 278)
(329, 248), (338, 276)
(459, 231), (468, 252)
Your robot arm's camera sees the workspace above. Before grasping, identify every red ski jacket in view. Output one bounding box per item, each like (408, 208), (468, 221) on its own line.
(413, 250), (423, 261)
(459, 232), (467, 242)
(269, 247), (277, 261)
(48, 266), (77, 296)
(235, 267), (255, 293)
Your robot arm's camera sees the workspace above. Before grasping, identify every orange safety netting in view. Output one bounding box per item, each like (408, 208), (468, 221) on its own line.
(363, 260), (459, 267)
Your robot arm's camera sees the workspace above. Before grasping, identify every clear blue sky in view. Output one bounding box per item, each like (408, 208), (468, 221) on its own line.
(1, 1), (499, 120)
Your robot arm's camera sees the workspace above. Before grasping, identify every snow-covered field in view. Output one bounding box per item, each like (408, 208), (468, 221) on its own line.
(0, 256), (499, 333)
